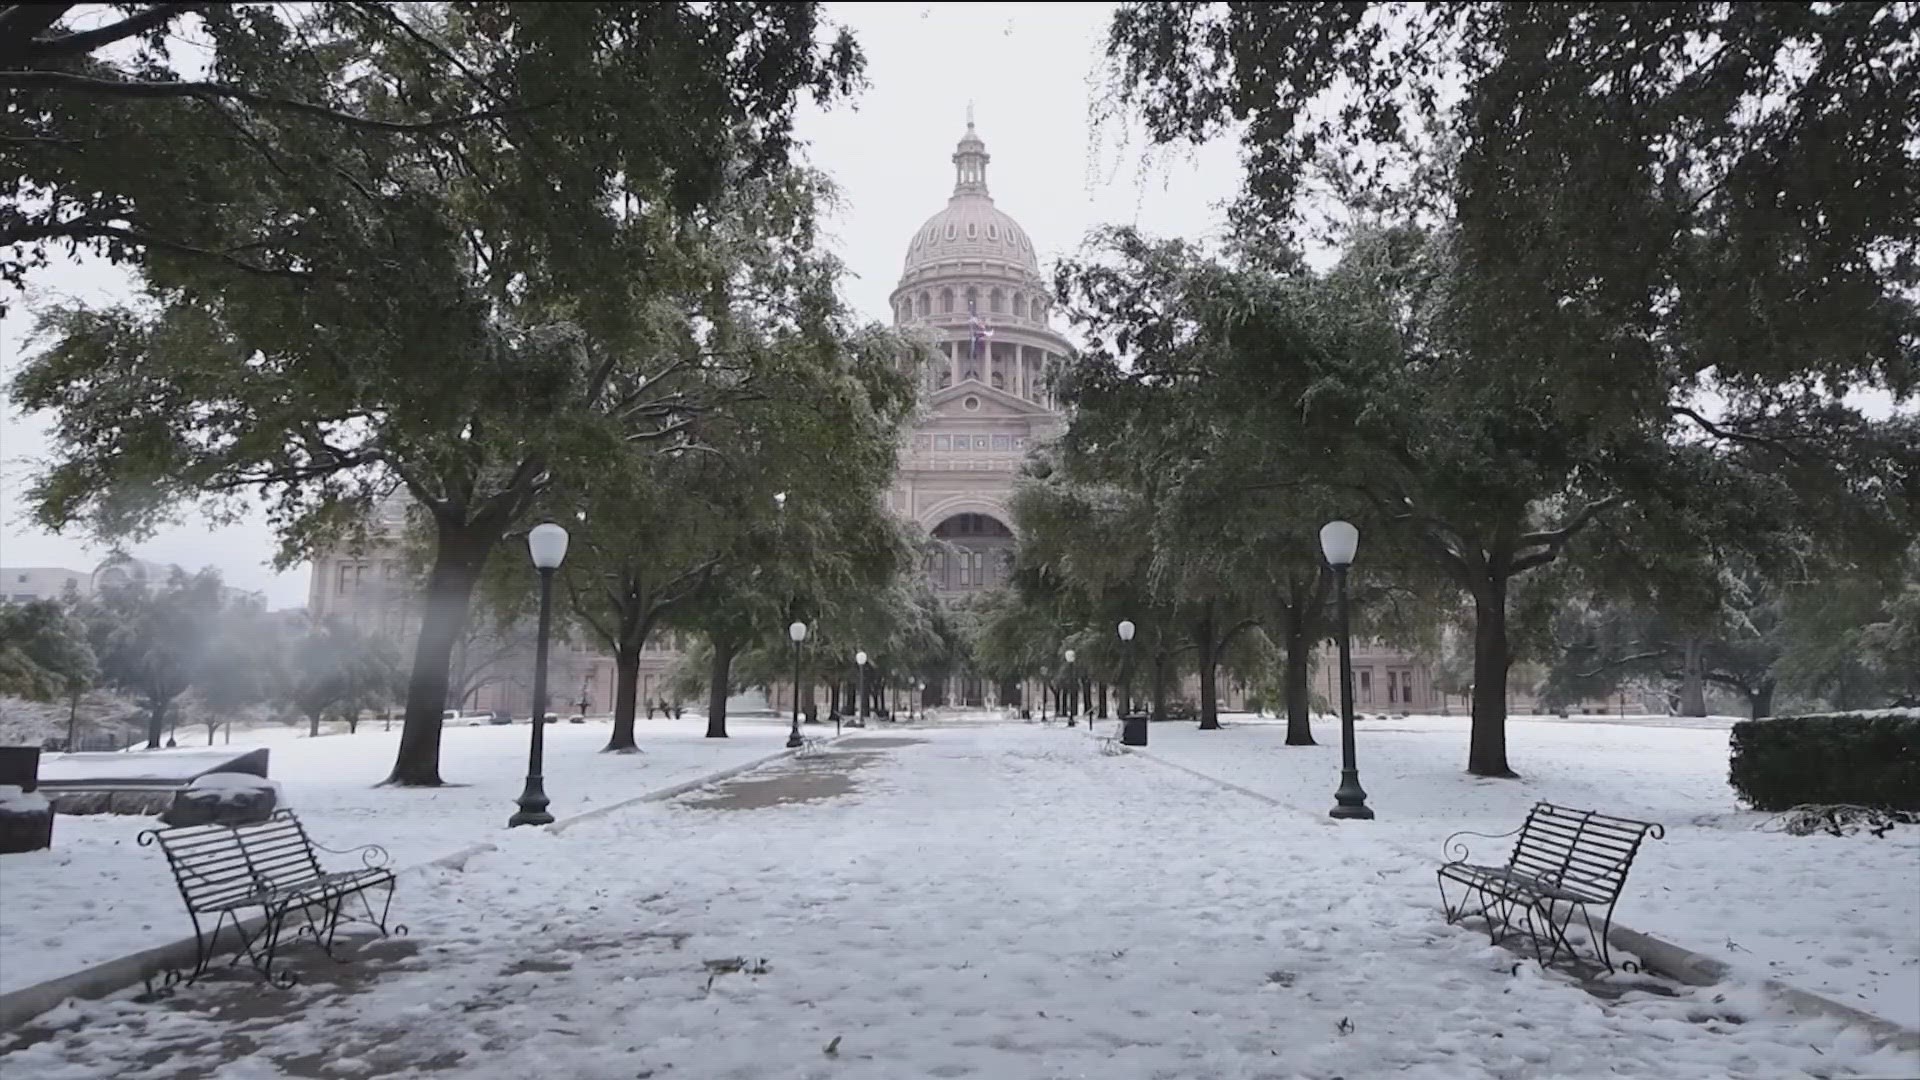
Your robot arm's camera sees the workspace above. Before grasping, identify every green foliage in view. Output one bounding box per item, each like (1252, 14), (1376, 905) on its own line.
(0, 599), (95, 701)
(8, 3), (878, 783)
(192, 595), (274, 724)
(1, 3), (863, 309)
(1101, 2), (1920, 775)
(81, 568), (231, 746)
(278, 613), (402, 734)
(1729, 711), (1920, 812)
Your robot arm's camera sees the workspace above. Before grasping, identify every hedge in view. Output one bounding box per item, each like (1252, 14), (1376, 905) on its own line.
(1728, 710), (1920, 812)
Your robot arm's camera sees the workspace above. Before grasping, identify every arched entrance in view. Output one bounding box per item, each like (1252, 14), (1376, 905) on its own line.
(924, 512), (1015, 595)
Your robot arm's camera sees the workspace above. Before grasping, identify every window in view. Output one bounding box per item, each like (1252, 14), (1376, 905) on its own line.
(993, 434), (1010, 451)
(1386, 671), (1399, 704)
(991, 372), (1005, 389)
(989, 288), (1005, 314)
(939, 289), (953, 314)
(1359, 669), (1373, 704)
(986, 224), (998, 240)
(965, 286), (978, 311)
(14, 574), (24, 584)
(914, 435), (931, 451)
(1031, 298), (1045, 321)
(918, 292), (931, 316)
(934, 435), (951, 451)
(966, 222), (977, 238)
(958, 552), (971, 587)
(337, 565), (352, 595)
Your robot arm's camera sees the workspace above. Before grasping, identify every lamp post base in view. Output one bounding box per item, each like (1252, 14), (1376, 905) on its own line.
(1329, 771), (1373, 820)
(509, 778), (554, 827)
(786, 725), (803, 749)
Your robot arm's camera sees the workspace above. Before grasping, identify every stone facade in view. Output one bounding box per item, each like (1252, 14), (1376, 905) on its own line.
(887, 119), (1071, 595)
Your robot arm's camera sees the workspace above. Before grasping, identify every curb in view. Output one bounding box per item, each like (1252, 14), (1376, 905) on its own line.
(0, 735), (840, 1034)
(1120, 744), (1920, 1052)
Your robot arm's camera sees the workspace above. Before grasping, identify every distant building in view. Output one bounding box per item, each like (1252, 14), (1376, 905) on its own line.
(305, 495), (689, 717)
(1, 555), (259, 608)
(0, 567), (86, 606)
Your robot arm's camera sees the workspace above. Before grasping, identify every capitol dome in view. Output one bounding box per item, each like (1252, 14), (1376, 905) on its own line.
(900, 120), (1041, 279)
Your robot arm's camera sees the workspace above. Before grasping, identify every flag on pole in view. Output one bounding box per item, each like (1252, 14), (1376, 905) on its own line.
(967, 295), (993, 361)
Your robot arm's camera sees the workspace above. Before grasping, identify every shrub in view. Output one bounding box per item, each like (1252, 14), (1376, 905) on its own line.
(1728, 710), (1920, 811)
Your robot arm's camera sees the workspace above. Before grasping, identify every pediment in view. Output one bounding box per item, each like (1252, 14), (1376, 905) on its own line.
(925, 379), (1054, 420)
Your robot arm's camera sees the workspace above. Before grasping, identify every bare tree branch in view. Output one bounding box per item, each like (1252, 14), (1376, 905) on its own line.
(1511, 496), (1621, 573)
(9, 3), (194, 62)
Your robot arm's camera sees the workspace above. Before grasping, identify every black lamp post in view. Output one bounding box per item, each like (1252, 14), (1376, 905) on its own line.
(1063, 648), (1077, 727)
(787, 621), (808, 748)
(1118, 620), (1146, 746)
(510, 522), (569, 827)
(855, 650), (868, 729)
(1321, 520), (1374, 820)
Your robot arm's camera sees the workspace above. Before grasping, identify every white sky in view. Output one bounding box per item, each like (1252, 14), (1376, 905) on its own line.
(0, 2), (1235, 610)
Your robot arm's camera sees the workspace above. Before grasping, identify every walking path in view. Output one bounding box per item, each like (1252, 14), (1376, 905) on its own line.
(2, 725), (1910, 1079)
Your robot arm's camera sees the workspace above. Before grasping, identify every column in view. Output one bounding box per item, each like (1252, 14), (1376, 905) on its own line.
(949, 338), (961, 388)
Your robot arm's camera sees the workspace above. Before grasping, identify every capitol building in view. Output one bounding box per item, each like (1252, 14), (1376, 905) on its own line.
(308, 118), (1467, 719)
(886, 120), (1069, 599)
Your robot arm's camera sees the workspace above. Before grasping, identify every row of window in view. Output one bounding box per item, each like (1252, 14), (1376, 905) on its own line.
(916, 434), (1026, 452)
(1355, 669), (1421, 705)
(924, 548), (1013, 590)
(916, 218), (1027, 250)
(335, 561), (405, 595)
(900, 287), (1046, 323)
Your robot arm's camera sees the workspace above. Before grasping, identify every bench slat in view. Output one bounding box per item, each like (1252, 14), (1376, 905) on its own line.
(1521, 818), (1645, 851)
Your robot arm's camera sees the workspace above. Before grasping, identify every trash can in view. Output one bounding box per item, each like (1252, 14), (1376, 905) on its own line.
(1121, 713), (1149, 747)
(0, 745), (52, 854)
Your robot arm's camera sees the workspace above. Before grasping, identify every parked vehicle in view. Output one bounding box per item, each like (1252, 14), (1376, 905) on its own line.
(488, 710), (513, 725)
(443, 709), (490, 726)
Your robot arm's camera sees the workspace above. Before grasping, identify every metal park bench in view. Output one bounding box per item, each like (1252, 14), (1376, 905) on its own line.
(1437, 802), (1663, 974)
(139, 810), (404, 989)
(796, 737), (829, 758)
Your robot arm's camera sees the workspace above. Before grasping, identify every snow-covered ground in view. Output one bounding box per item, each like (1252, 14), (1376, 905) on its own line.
(0, 714), (808, 994)
(1126, 713), (1920, 1029)
(2, 724), (1912, 1079)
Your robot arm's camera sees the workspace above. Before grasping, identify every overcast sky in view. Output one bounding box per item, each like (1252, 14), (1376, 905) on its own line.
(0, 2), (1234, 610)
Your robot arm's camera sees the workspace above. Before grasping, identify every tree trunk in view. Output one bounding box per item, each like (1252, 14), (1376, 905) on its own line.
(828, 679), (841, 719)
(207, 722), (219, 746)
(1748, 679), (1775, 720)
(145, 690), (166, 749)
(1150, 654), (1167, 721)
(706, 637), (736, 738)
(1283, 624), (1316, 746)
(387, 528), (492, 785)
(1098, 682), (1108, 718)
(605, 643), (642, 753)
(1467, 577), (1517, 778)
(1196, 607), (1220, 730)
(308, 710), (321, 739)
(1677, 638), (1708, 716)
